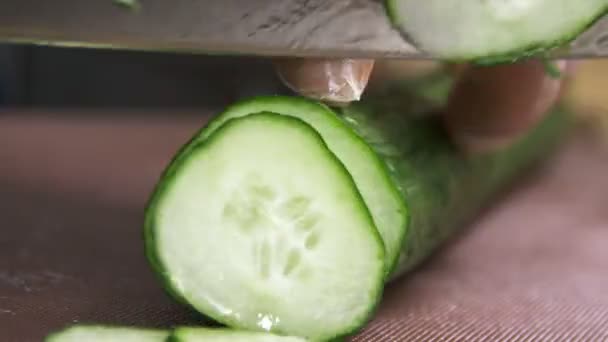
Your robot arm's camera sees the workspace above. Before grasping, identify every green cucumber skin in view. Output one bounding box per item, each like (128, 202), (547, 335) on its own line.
(144, 113), (385, 341)
(339, 77), (570, 276)
(384, 0), (608, 64)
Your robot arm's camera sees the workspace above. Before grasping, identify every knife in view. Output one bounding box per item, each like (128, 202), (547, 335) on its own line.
(1, 0), (607, 59)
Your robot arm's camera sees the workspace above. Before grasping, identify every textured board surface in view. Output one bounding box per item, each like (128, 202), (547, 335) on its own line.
(1, 111), (608, 341)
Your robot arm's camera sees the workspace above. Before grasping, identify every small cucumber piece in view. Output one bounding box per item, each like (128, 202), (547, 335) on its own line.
(385, 0), (608, 62)
(112, 0), (140, 11)
(45, 325), (169, 342)
(145, 113), (385, 340)
(170, 327), (308, 342)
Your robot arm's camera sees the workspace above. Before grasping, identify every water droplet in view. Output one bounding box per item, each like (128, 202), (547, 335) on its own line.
(257, 314), (280, 331)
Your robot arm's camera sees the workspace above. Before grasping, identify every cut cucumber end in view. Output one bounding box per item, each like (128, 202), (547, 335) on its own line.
(145, 113), (385, 340)
(45, 325), (169, 342)
(386, 0), (608, 62)
(170, 327), (308, 342)
(195, 96), (408, 277)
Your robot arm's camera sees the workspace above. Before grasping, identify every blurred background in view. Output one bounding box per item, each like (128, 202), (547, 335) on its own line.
(0, 43), (606, 134)
(0, 43), (606, 115)
(0, 43), (292, 110)
(1, 42), (607, 156)
(0, 43), (607, 205)
(0, 42), (606, 109)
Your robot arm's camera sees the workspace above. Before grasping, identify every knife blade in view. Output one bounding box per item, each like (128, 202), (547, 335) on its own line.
(1, 0), (607, 59)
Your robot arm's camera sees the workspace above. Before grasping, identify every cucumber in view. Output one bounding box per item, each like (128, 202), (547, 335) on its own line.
(192, 97), (407, 276)
(45, 325), (169, 342)
(385, 0), (608, 63)
(145, 113), (385, 341)
(145, 73), (570, 340)
(339, 82), (569, 276)
(170, 327), (307, 342)
(45, 325), (307, 342)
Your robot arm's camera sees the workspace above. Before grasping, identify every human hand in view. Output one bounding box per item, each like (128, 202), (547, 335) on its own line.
(275, 59), (575, 154)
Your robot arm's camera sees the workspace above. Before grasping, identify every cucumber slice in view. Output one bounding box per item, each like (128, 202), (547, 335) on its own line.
(386, 0), (608, 62)
(187, 97), (407, 276)
(45, 325), (169, 342)
(145, 113), (385, 340)
(170, 327), (307, 342)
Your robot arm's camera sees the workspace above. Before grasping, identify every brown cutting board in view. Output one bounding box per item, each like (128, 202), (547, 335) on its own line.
(1, 107), (608, 341)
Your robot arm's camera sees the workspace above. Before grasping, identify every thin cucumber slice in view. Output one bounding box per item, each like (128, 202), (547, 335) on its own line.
(45, 325), (169, 342)
(170, 327), (307, 342)
(145, 113), (385, 340)
(386, 0), (608, 62)
(178, 97), (407, 277)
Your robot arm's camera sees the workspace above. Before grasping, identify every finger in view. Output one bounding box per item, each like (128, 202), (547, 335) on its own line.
(369, 60), (441, 85)
(443, 59), (569, 154)
(274, 58), (375, 106)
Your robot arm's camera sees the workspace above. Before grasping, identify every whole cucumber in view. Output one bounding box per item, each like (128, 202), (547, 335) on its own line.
(144, 72), (571, 339)
(338, 76), (570, 276)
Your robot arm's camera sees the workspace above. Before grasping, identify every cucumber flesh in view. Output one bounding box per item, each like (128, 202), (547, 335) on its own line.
(145, 113), (385, 340)
(386, 0), (608, 62)
(182, 96), (407, 276)
(45, 326), (169, 342)
(170, 327), (307, 342)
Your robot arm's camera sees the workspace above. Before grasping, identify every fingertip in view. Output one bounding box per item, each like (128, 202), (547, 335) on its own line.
(444, 59), (568, 154)
(274, 58), (374, 105)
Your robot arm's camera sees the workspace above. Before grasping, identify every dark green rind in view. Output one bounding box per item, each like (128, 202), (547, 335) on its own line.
(338, 75), (571, 277)
(384, 0), (608, 65)
(44, 325), (169, 342)
(144, 113), (385, 341)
